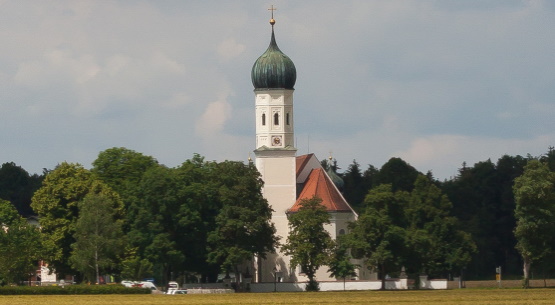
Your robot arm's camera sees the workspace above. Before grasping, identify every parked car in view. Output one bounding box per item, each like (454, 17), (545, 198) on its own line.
(167, 289), (187, 295)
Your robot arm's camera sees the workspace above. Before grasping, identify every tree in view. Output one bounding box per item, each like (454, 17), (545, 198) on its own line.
(441, 155), (527, 279)
(377, 158), (420, 192)
(282, 196), (334, 291)
(327, 243), (357, 291)
(206, 161), (278, 287)
(126, 164), (186, 285)
(405, 175), (476, 278)
(70, 193), (124, 283)
(345, 184), (407, 290)
(31, 162), (120, 278)
(120, 247), (154, 281)
(513, 160), (555, 288)
(343, 160), (369, 213)
(91, 147), (158, 202)
(0, 162), (44, 217)
(0, 199), (43, 285)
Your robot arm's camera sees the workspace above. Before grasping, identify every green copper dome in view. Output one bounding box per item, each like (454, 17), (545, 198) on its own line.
(251, 28), (296, 90)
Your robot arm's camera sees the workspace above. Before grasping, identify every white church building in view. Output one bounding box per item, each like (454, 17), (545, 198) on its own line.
(249, 13), (372, 284)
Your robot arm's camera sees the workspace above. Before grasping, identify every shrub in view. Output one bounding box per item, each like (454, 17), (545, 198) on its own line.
(0, 284), (151, 295)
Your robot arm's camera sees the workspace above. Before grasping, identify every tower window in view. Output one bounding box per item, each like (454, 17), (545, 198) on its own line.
(286, 113), (290, 125)
(274, 113), (279, 125)
(262, 113), (266, 126)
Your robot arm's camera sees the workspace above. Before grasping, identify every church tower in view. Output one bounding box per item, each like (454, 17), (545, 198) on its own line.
(250, 9), (362, 286)
(251, 10), (297, 282)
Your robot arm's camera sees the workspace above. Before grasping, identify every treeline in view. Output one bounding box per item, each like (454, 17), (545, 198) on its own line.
(331, 147), (555, 280)
(2, 147), (555, 284)
(0, 148), (276, 286)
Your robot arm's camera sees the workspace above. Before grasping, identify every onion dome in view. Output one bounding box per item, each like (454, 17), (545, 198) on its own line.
(251, 19), (296, 90)
(327, 167), (345, 191)
(326, 156), (344, 191)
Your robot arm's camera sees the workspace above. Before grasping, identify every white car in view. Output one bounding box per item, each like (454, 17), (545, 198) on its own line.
(167, 289), (187, 295)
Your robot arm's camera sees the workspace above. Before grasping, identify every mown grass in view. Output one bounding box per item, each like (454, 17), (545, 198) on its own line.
(1, 289), (555, 305)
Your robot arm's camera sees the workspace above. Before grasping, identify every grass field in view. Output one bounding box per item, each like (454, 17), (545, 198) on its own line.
(1, 289), (555, 304)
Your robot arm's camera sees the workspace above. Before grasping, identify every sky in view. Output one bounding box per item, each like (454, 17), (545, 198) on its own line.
(1, 0), (554, 180)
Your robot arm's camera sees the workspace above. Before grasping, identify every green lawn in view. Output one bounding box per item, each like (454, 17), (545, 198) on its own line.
(1, 289), (554, 305)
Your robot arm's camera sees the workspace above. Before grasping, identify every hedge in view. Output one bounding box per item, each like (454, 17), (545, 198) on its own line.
(0, 284), (151, 295)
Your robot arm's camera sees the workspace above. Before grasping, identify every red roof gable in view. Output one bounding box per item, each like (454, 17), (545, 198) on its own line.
(289, 168), (352, 213)
(296, 153), (314, 178)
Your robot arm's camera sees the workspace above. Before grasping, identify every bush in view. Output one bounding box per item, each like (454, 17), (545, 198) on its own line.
(0, 284), (151, 295)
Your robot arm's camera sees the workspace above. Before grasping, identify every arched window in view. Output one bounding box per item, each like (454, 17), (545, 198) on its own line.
(262, 113), (266, 126)
(339, 229), (346, 236)
(286, 113), (290, 125)
(274, 113), (279, 125)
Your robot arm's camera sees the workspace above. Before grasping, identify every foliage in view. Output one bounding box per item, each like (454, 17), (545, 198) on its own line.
(91, 147), (159, 203)
(405, 176), (476, 277)
(0, 162), (44, 217)
(345, 176), (476, 285)
(119, 247), (153, 281)
(513, 160), (555, 288)
(441, 155), (527, 279)
(120, 154), (277, 284)
(342, 160), (373, 213)
(0, 284), (150, 295)
(0, 199), (43, 285)
(70, 193), (125, 283)
(30, 162), (120, 278)
(377, 158), (420, 192)
(206, 161), (278, 280)
(282, 196), (334, 291)
(125, 164), (186, 284)
(327, 242), (357, 291)
(345, 184), (407, 289)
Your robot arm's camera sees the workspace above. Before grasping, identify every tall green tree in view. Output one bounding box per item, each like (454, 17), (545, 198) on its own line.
(327, 242), (357, 291)
(0, 199), (43, 285)
(513, 160), (555, 288)
(126, 165), (185, 284)
(282, 196), (334, 291)
(70, 193), (124, 283)
(377, 158), (420, 192)
(207, 161), (277, 285)
(0, 162), (44, 217)
(343, 160), (370, 213)
(405, 175), (475, 277)
(31, 162), (120, 278)
(91, 147), (159, 201)
(345, 184), (407, 290)
(441, 155), (527, 279)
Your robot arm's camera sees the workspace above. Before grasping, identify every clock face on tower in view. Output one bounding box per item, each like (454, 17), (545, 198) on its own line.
(271, 135), (282, 146)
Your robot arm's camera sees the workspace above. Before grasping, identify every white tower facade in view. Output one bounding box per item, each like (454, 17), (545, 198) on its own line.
(249, 13), (365, 286)
(251, 16), (298, 282)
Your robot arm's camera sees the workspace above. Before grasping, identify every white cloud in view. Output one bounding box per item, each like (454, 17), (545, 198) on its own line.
(217, 38), (246, 61)
(195, 98), (233, 138)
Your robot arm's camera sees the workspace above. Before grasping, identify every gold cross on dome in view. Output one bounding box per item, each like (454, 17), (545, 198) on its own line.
(268, 5), (276, 26)
(268, 5), (276, 19)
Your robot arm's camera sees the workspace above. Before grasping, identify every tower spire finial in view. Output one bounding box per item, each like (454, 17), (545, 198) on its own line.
(268, 5), (276, 27)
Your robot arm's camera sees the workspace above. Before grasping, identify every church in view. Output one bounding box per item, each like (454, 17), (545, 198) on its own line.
(249, 11), (370, 284)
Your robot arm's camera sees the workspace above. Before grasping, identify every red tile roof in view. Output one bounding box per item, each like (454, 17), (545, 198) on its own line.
(295, 153), (314, 178)
(289, 168), (352, 213)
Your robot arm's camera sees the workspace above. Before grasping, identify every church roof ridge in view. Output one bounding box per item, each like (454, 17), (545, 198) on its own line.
(289, 167), (354, 213)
